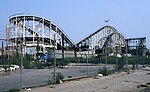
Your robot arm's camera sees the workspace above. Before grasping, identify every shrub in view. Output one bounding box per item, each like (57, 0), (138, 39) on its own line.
(8, 88), (20, 92)
(98, 68), (112, 76)
(3, 64), (11, 74)
(49, 72), (64, 84)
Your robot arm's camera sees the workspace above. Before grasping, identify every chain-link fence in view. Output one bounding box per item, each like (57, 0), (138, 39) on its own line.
(0, 50), (149, 91)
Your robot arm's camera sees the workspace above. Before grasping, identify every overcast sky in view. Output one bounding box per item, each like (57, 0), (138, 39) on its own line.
(0, 0), (150, 47)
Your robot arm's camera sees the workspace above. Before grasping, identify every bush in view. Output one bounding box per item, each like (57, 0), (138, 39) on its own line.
(49, 72), (64, 84)
(8, 88), (20, 92)
(98, 68), (112, 76)
(122, 67), (131, 74)
(3, 64), (11, 74)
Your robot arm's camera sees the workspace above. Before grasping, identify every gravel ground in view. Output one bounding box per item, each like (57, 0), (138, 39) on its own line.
(22, 67), (150, 92)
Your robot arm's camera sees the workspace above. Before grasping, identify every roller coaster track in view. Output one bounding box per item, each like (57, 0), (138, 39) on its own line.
(77, 26), (117, 45)
(76, 25), (127, 52)
(9, 15), (76, 49)
(103, 32), (126, 48)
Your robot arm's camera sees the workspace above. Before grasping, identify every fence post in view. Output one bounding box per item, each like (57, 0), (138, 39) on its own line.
(86, 53), (89, 77)
(53, 34), (56, 84)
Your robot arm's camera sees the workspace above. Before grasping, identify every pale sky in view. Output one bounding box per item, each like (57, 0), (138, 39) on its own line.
(0, 0), (150, 47)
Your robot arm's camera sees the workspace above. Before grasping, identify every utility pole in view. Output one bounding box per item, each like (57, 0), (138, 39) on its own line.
(86, 53), (89, 76)
(62, 34), (64, 65)
(115, 45), (118, 71)
(53, 34), (56, 84)
(36, 34), (40, 62)
(136, 47), (139, 69)
(20, 41), (23, 88)
(125, 43), (129, 72)
(104, 47), (107, 69)
(142, 47), (145, 67)
(1, 41), (4, 60)
(20, 33), (23, 88)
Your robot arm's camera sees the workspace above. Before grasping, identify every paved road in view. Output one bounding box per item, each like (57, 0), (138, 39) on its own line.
(22, 67), (150, 92)
(0, 65), (114, 91)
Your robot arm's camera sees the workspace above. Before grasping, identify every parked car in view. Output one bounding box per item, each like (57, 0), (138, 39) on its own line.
(0, 67), (5, 72)
(9, 66), (16, 71)
(0, 65), (20, 71)
(11, 65), (20, 70)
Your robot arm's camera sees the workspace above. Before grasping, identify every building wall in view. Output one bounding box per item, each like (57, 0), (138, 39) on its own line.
(48, 50), (75, 58)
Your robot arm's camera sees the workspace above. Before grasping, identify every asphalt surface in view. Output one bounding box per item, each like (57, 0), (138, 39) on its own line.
(0, 65), (114, 91)
(22, 67), (150, 92)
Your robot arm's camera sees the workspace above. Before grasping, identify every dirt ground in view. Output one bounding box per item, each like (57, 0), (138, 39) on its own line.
(22, 67), (150, 92)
